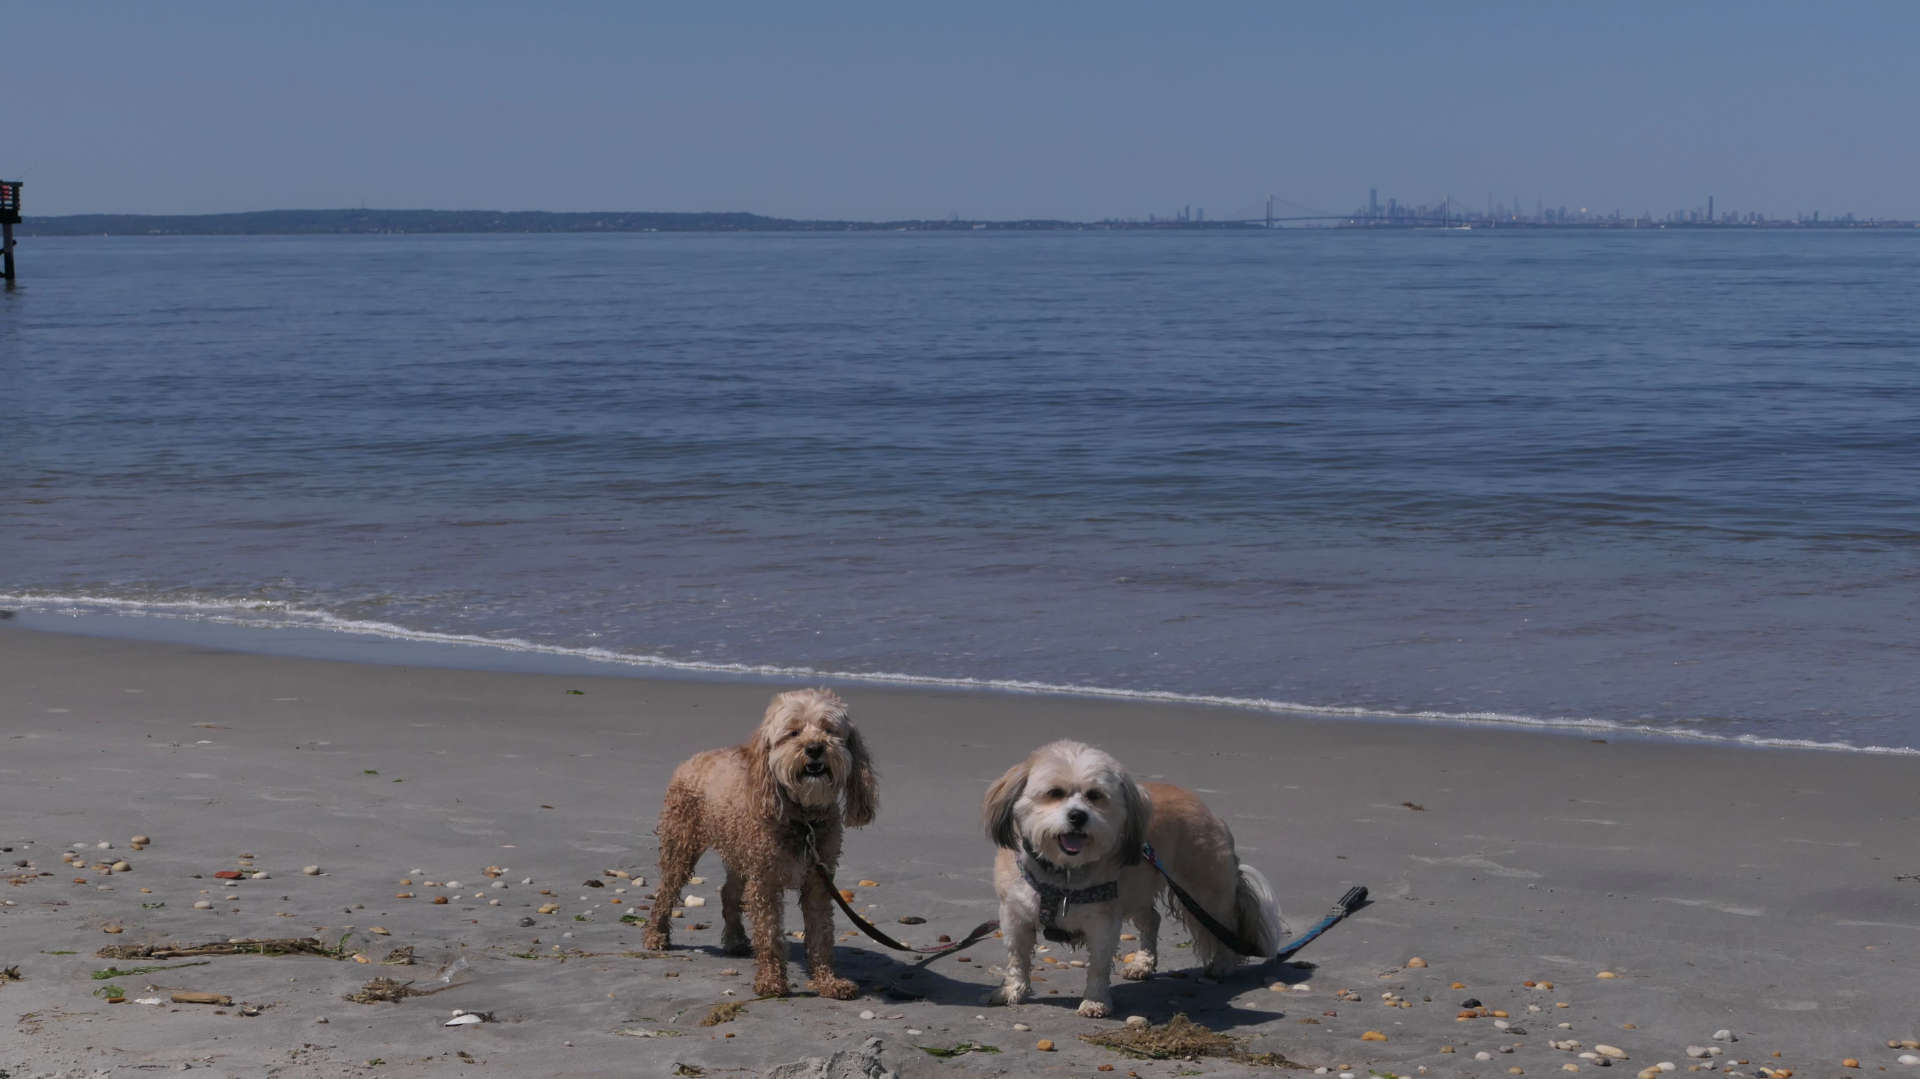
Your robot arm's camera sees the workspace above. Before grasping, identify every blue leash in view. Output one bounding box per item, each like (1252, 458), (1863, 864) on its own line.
(1141, 842), (1368, 961)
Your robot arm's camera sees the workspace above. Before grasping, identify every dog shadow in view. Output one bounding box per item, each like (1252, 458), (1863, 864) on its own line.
(833, 943), (1319, 1032)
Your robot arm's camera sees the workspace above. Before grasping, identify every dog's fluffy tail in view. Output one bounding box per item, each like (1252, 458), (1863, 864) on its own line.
(1235, 863), (1287, 960)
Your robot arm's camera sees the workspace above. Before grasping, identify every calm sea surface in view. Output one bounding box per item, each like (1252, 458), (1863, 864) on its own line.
(3, 231), (1916, 752)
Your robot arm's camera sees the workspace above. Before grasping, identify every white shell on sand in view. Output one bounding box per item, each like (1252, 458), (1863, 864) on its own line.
(302, 865), (321, 875)
(684, 895), (707, 908)
(1895, 1054), (1919, 1066)
(1595, 1044), (1627, 1059)
(445, 1013), (483, 1026)
(192, 899), (213, 909)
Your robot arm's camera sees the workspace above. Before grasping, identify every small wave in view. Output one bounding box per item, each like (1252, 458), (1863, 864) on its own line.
(5, 589), (1915, 757)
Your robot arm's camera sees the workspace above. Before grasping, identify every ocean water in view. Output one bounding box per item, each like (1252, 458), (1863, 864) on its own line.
(3, 230), (1916, 753)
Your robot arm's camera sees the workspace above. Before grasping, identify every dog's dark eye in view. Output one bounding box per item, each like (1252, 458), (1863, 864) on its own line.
(1046, 787), (1066, 800)
(1085, 790), (1104, 802)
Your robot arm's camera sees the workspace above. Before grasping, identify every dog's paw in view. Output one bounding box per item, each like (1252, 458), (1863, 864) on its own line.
(642, 929), (670, 951)
(753, 971), (790, 998)
(721, 935), (751, 957)
(1120, 954), (1157, 980)
(809, 975), (859, 1000)
(986, 982), (1030, 1006)
(1076, 998), (1112, 1019)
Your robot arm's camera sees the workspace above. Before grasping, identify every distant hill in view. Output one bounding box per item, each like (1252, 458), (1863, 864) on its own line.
(18, 208), (1106, 236)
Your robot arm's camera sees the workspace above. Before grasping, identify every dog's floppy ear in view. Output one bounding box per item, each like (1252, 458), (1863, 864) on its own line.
(982, 759), (1030, 849)
(1116, 770), (1151, 866)
(842, 726), (878, 828)
(746, 724), (783, 818)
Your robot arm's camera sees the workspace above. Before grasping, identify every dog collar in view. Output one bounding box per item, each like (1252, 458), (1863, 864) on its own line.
(1019, 851), (1118, 945)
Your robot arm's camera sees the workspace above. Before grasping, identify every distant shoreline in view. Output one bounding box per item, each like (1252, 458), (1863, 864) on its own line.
(17, 208), (1919, 236)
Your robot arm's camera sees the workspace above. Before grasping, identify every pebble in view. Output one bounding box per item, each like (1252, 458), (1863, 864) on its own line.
(1563, 1066), (1579, 1073)
(1896, 1055), (1919, 1066)
(1125, 1016), (1148, 1028)
(302, 865), (321, 875)
(1594, 1045), (1627, 1059)
(132, 835), (151, 845)
(1712, 1030), (1735, 1042)
(537, 903), (560, 914)
(905, 1028), (921, 1036)
(112, 861), (131, 872)
(1035, 1039), (1055, 1051)
(1477, 1052), (1494, 1062)
(518, 917), (536, 927)
(1842, 1059), (1861, 1069)
(491, 880), (508, 889)
(1406, 956), (1427, 968)
(685, 895), (707, 908)
(1361, 1030), (1388, 1042)
(858, 1010), (876, 1020)
(193, 899), (213, 910)
(1596, 970), (1617, 979)
(1012, 1022), (1031, 1032)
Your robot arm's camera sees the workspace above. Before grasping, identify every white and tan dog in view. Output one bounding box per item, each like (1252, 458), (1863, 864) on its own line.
(645, 688), (877, 999)
(982, 739), (1285, 1017)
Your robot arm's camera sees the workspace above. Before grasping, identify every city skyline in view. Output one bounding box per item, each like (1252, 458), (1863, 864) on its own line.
(7, 3), (1920, 221)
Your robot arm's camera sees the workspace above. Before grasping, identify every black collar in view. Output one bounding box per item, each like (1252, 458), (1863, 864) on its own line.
(1019, 841), (1118, 945)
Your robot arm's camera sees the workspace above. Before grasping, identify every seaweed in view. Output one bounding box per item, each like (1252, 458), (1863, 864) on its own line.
(1081, 1013), (1304, 1068)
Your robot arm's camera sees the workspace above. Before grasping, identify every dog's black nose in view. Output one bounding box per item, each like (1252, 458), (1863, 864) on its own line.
(1066, 808), (1089, 829)
(804, 743), (825, 760)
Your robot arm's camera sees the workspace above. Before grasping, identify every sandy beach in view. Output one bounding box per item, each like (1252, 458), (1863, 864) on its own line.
(3, 623), (1917, 1078)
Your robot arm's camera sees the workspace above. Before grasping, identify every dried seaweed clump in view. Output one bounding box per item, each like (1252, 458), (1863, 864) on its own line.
(99, 937), (344, 960)
(346, 977), (419, 1004)
(700, 1000), (747, 1026)
(1081, 1013), (1303, 1068)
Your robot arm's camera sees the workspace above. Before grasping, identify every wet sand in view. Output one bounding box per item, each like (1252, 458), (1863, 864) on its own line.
(3, 624), (1917, 1077)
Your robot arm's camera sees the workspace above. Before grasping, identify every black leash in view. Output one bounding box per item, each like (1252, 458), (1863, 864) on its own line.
(811, 859), (1001, 958)
(1141, 842), (1369, 960)
(812, 845), (1366, 966)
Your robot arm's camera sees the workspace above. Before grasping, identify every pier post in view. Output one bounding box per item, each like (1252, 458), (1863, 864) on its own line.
(1, 180), (20, 287)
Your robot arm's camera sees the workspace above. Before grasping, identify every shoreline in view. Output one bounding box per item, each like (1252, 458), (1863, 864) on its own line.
(3, 622), (1917, 1077)
(7, 603), (1914, 759)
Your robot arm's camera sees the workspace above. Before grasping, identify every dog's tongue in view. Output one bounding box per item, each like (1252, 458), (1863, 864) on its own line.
(1058, 834), (1085, 856)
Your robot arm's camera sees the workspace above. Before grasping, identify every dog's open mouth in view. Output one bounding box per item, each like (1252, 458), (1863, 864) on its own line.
(801, 762), (830, 778)
(1057, 832), (1088, 857)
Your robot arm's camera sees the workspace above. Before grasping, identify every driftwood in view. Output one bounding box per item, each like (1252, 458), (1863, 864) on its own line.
(98, 937), (343, 960)
(171, 991), (233, 1006)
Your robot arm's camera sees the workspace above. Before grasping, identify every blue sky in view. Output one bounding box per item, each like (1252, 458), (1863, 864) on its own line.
(10, 1), (1918, 219)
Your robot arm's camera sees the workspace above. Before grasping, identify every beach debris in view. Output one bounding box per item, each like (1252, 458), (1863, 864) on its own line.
(701, 1000), (747, 1026)
(1, 965), (22, 983)
(1401, 801), (1425, 811)
(1596, 970), (1618, 979)
(99, 936), (349, 959)
(381, 946), (415, 966)
(445, 1010), (489, 1026)
(214, 870), (244, 880)
(171, 991), (233, 1006)
(1842, 1059), (1862, 1069)
(112, 860), (131, 873)
(302, 865), (322, 875)
(130, 835), (151, 846)
(1012, 1022), (1031, 1031)
(896, 915), (926, 925)
(918, 1042), (999, 1058)
(685, 895), (707, 908)
(1406, 956), (1427, 967)
(1082, 1013), (1300, 1067)
(369, 927), (391, 936)
(1036, 1039), (1056, 1051)
(348, 978), (421, 1003)
(1712, 1029), (1736, 1041)
(193, 899), (214, 910)
(1896, 1054), (1919, 1066)
(1594, 1044), (1627, 1059)
(1361, 1030), (1388, 1041)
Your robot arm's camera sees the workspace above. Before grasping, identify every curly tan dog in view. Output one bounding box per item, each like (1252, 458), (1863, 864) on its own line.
(644, 688), (877, 999)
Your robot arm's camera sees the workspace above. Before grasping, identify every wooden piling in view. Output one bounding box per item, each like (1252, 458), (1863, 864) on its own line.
(1, 179), (20, 286)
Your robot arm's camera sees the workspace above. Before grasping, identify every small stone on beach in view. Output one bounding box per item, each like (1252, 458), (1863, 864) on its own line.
(193, 899), (213, 909)
(1406, 956), (1426, 967)
(302, 866), (321, 875)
